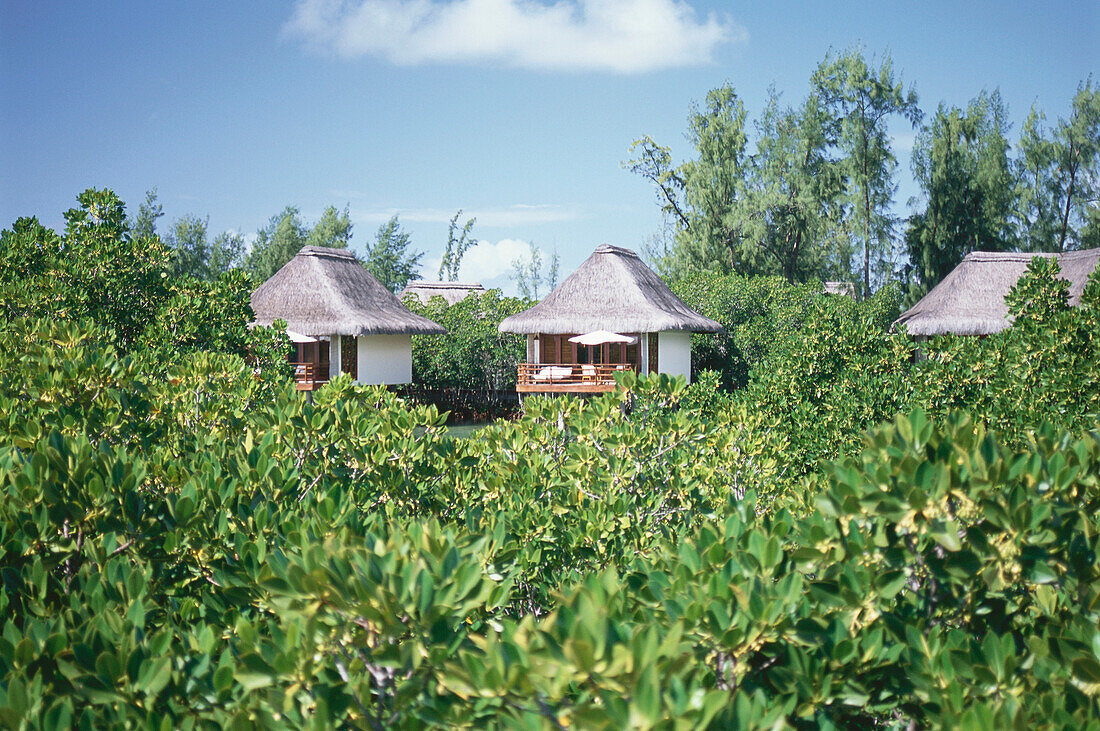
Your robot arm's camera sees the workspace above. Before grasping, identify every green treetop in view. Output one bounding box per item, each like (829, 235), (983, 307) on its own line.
(246, 205), (352, 282)
(812, 46), (922, 293)
(438, 210), (477, 281)
(1016, 79), (1100, 252)
(363, 214), (423, 293)
(905, 91), (1016, 297)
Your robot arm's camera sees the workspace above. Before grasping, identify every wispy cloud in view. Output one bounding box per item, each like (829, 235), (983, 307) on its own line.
(284, 0), (740, 73)
(892, 131), (917, 155)
(354, 203), (581, 228)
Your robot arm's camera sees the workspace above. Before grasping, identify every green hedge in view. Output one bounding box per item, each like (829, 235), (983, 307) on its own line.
(1, 191), (1098, 727)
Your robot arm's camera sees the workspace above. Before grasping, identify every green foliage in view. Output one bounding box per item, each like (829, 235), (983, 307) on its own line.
(914, 256), (1100, 442)
(305, 204), (353, 250)
(670, 272), (825, 389)
(246, 204), (353, 282)
(625, 84), (752, 277)
(906, 91), (1017, 299)
(631, 50), (1094, 295)
(0, 189), (171, 348)
(2, 190), (288, 381)
(510, 242), (559, 300)
(140, 270), (255, 356)
(740, 286), (914, 469)
(441, 411), (1100, 727)
(437, 210), (477, 282)
(3, 190), (1100, 727)
(166, 213), (213, 279)
(678, 369), (733, 417)
(128, 188), (163, 241)
(1016, 79), (1100, 253)
(745, 89), (848, 282)
(363, 214), (423, 293)
(812, 45), (922, 293)
(739, 257), (1096, 473)
(630, 47), (923, 291)
(130, 189), (245, 281)
(404, 289), (529, 390)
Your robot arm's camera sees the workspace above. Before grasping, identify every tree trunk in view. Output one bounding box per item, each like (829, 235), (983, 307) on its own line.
(1058, 148), (1078, 253)
(864, 185), (871, 295)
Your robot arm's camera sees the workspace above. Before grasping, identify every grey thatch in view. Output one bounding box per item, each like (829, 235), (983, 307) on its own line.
(498, 244), (724, 335)
(894, 248), (1100, 336)
(399, 281), (486, 305)
(251, 246), (447, 337)
(824, 281), (856, 298)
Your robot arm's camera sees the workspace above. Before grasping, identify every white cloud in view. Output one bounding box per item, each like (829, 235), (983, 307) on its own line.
(423, 237), (531, 283)
(355, 203), (580, 227)
(285, 0), (740, 73)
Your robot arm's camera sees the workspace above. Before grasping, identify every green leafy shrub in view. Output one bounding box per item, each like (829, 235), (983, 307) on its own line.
(442, 410), (1100, 728)
(1, 191), (1098, 727)
(404, 290), (529, 391)
(739, 292), (914, 472)
(913, 256), (1100, 442)
(670, 272), (822, 389)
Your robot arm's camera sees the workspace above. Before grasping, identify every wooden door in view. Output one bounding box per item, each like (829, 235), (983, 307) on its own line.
(648, 333), (659, 374)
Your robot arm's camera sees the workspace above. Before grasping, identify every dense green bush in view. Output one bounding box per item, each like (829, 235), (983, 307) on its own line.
(0, 189), (290, 378)
(914, 256), (1100, 442)
(670, 272), (823, 389)
(1, 312), (1098, 726)
(0, 320), (790, 726)
(1, 191), (1098, 727)
(670, 272), (902, 390)
(403, 290), (529, 391)
(738, 292), (914, 471)
(738, 258), (1100, 477)
(442, 411), (1100, 727)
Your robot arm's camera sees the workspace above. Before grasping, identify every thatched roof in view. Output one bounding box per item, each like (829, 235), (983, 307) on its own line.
(498, 244), (724, 335)
(251, 246), (446, 336)
(824, 281), (856, 298)
(894, 248), (1100, 336)
(399, 281), (486, 305)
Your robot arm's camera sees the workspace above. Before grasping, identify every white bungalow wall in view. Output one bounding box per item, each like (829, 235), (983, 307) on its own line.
(356, 334), (413, 385)
(657, 330), (692, 384)
(328, 335), (342, 380)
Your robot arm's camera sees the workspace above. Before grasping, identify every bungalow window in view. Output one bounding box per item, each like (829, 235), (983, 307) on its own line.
(540, 335), (579, 364)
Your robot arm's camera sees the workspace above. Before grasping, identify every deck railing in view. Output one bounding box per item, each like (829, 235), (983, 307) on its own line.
(292, 361), (330, 390)
(516, 362), (633, 392)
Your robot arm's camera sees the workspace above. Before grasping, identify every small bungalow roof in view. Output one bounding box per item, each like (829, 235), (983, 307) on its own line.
(498, 244), (724, 335)
(399, 281), (486, 305)
(251, 246), (446, 337)
(894, 248), (1100, 336)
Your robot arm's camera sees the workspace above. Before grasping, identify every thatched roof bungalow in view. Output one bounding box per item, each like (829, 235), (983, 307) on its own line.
(251, 245), (445, 389)
(499, 244), (723, 392)
(399, 281), (486, 305)
(894, 248), (1100, 337)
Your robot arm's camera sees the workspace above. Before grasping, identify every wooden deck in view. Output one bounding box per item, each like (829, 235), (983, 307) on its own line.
(293, 361), (330, 391)
(516, 363), (633, 393)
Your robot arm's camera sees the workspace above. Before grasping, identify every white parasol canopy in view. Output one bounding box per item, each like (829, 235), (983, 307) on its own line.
(287, 330), (329, 343)
(568, 330), (637, 346)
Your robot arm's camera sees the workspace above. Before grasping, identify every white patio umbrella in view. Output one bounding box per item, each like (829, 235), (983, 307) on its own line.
(568, 330), (637, 346)
(286, 330), (320, 343)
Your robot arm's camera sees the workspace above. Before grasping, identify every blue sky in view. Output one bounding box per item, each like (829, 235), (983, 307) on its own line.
(2, 1), (1096, 292)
